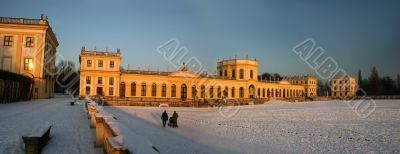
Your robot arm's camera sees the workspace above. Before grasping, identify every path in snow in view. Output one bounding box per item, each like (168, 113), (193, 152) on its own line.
(105, 100), (400, 154)
(0, 95), (102, 154)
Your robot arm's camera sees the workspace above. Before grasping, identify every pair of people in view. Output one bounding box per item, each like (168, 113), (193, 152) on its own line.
(161, 110), (179, 128)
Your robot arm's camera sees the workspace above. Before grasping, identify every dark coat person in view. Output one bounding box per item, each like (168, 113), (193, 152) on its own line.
(172, 111), (179, 128)
(161, 110), (168, 127)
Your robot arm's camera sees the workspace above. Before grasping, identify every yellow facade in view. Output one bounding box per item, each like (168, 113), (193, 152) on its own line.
(330, 75), (356, 97)
(287, 76), (318, 97)
(80, 49), (317, 101)
(0, 15), (58, 99)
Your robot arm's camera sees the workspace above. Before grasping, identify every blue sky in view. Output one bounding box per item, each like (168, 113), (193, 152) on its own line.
(1, 0), (399, 78)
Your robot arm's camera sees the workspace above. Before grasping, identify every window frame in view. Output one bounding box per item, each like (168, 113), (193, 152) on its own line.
(171, 84), (176, 97)
(109, 87), (114, 95)
(98, 77), (103, 84)
(110, 60), (114, 68)
(131, 83), (136, 96)
(26, 37), (34, 47)
(85, 86), (91, 95)
(3, 36), (13, 47)
(98, 60), (103, 67)
(162, 84), (167, 97)
(151, 83), (157, 97)
(109, 77), (114, 85)
(86, 76), (91, 84)
(24, 58), (33, 71)
(87, 60), (92, 67)
(141, 83), (147, 96)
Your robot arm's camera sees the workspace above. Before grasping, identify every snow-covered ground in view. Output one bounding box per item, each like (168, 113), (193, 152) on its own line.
(104, 100), (400, 154)
(0, 95), (102, 154)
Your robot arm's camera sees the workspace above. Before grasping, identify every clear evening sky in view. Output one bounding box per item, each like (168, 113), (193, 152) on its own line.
(1, 0), (399, 78)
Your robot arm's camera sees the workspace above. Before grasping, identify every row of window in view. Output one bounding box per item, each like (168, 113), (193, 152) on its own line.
(219, 69), (253, 79)
(86, 76), (114, 85)
(294, 80), (316, 85)
(120, 83), (247, 98)
(1, 36), (35, 47)
(85, 84), (305, 98)
(333, 86), (353, 91)
(86, 60), (114, 68)
(120, 83), (304, 98)
(333, 80), (353, 84)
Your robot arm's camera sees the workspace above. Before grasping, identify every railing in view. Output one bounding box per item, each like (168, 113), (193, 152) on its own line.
(0, 17), (47, 25)
(80, 51), (120, 57)
(86, 99), (158, 154)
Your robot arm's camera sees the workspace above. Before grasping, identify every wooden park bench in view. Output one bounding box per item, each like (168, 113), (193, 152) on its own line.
(22, 122), (52, 154)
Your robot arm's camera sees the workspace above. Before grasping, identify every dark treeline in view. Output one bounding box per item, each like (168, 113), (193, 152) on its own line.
(358, 67), (400, 96)
(54, 60), (79, 96)
(258, 72), (283, 81)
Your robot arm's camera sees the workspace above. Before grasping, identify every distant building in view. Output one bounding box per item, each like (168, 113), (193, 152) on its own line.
(79, 48), (316, 101)
(287, 75), (318, 97)
(330, 75), (357, 97)
(0, 15), (58, 99)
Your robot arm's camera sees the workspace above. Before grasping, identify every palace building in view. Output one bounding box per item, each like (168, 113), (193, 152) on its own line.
(79, 48), (317, 103)
(330, 75), (356, 97)
(0, 15), (58, 99)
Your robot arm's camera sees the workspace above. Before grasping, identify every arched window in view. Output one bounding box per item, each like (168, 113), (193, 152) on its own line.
(224, 87), (228, 98)
(258, 88), (261, 97)
(162, 84), (166, 97)
(171, 84), (176, 97)
(239, 69), (244, 79)
(152, 83), (157, 97)
(141, 83), (146, 96)
(263, 88), (265, 98)
(219, 71), (223, 77)
(217, 86), (222, 98)
(192, 86), (197, 98)
(119, 82), (125, 97)
(239, 87), (244, 98)
(232, 69), (236, 78)
(131, 82), (136, 96)
(181, 84), (187, 99)
(250, 70), (254, 79)
(231, 87), (235, 98)
(201, 85), (205, 98)
(209, 86), (214, 98)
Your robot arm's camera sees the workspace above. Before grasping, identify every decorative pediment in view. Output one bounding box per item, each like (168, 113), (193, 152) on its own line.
(168, 70), (200, 78)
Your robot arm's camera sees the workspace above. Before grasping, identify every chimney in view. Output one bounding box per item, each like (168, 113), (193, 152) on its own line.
(81, 46), (85, 52)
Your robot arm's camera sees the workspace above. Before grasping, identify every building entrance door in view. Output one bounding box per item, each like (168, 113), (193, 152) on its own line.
(249, 85), (255, 99)
(97, 87), (103, 96)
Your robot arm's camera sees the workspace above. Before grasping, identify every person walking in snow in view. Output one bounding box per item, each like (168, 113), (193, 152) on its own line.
(172, 111), (179, 128)
(161, 110), (169, 128)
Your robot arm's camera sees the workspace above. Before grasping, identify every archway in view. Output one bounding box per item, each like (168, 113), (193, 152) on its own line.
(249, 85), (255, 99)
